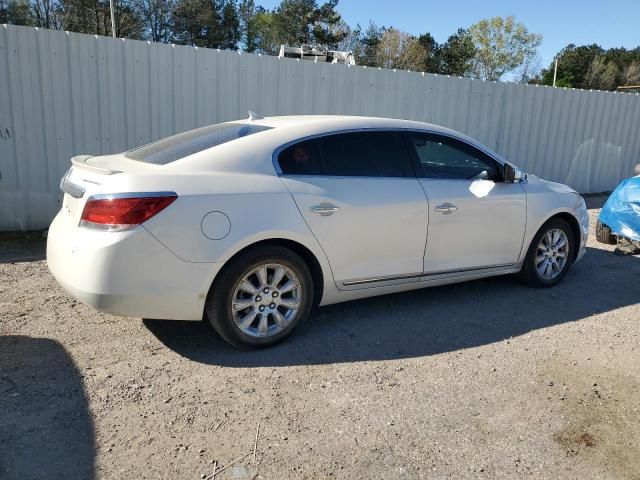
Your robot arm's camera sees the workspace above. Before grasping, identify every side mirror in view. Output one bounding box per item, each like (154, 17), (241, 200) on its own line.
(503, 163), (525, 183)
(503, 163), (516, 183)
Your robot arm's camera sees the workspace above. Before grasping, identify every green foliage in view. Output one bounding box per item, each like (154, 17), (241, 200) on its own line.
(220, 0), (240, 49)
(133, 0), (174, 42)
(540, 44), (640, 90)
(438, 28), (476, 76)
(1, 0), (35, 25)
(351, 21), (378, 66)
(6, 0), (640, 91)
(238, 0), (262, 52)
(468, 15), (542, 81)
(375, 27), (426, 71)
(170, 0), (213, 46)
(417, 32), (439, 73)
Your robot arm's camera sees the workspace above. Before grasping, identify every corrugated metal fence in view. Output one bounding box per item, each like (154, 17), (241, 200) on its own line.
(2, 24), (640, 231)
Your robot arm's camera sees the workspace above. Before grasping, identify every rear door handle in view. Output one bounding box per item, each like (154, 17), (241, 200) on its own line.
(435, 203), (458, 214)
(310, 203), (340, 216)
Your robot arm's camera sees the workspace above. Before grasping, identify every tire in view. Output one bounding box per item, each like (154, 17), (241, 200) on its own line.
(519, 218), (575, 288)
(206, 246), (314, 349)
(595, 220), (617, 245)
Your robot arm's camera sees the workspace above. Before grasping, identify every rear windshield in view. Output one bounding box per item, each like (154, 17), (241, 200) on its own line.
(125, 123), (272, 164)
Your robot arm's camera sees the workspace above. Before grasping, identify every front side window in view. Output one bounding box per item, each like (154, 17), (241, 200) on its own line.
(126, 123), (272, 165)
(278, 131), (414, 178)
(407, 133), (500, 180)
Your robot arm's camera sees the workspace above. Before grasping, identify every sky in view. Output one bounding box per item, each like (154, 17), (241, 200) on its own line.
(259, 0), (640, 70)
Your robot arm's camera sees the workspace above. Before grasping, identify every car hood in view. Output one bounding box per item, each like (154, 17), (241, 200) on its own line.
(526, 174), (579, 195)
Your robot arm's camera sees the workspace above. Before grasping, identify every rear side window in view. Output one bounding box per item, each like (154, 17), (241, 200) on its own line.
(126, 123), (272, 165)
(277, 139), (323, 175)
(278, 131), (414, 177)
(407, 132), (500, 180)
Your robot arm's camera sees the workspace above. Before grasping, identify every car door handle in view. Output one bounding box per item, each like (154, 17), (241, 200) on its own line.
(434, 203), (458, 214)
(310, 203), (340, 216)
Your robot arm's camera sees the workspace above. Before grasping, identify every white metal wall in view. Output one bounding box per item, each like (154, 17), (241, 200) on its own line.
(2, 25), (640, 231)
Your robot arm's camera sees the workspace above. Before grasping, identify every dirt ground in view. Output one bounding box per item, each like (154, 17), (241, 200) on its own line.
(1, 197), (639, 480)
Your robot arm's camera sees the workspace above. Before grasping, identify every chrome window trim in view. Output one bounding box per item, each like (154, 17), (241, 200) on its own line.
(271, 127), (507, 178)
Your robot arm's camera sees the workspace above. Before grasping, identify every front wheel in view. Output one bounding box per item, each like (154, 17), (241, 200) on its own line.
(595, 220), (616, 245)
(206, 246), (314, 349)
(519, 218), (575, 287)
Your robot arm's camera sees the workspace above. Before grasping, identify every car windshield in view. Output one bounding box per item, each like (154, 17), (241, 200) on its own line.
(125, 123), (272, 165)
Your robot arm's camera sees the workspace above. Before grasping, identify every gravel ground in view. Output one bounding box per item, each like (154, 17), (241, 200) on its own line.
(1, 197), (639, 480)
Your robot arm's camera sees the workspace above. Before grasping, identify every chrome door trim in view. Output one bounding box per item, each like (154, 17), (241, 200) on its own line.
(342, 272), (424, 286)
(339, 263), (516, 289)
(422, 263), (515, 277)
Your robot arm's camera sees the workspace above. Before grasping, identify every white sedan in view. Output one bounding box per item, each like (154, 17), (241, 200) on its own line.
(47, 115), (589, 348)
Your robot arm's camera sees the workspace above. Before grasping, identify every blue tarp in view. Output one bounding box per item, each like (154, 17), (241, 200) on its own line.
(599, 176), (640, 242)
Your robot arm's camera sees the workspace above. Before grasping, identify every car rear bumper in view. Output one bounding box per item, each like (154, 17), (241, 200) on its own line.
(47, 212), (222, 320)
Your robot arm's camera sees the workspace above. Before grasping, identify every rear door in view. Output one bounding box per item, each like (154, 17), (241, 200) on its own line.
(278, 131), (429, 287)
(404, 132), (526, 273)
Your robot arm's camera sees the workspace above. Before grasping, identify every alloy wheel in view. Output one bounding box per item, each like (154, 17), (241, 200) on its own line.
(231, 263), (302, 338)
(535, 228), (569, 280)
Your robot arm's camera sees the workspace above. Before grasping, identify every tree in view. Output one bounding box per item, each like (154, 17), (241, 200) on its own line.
(584, 55), (619, 90)
(355, 20), (382, 66)
(335, 21), (359, 53)
(622, 61), (640, 86)
(238, 0), (263, 52)
(438, 28), (475, 76)
(219, 0), (240, 49)
(468, 15), (542, 81)
(538, 43), (640, 90)
(515, 52), (541, 84)
(112, 0), (144, 38)
(311, 0), (345, 49)
(134, 0), (174, 42)
(271, 0), (345, 48)
(540, 44), (603, 88)
(272, 0), (315, 46)
(417, 32), (439, 73)
(58, 0), (142, 38)
(375, 28), (426, 71)
(171, 0), (217, 47)
(0, 0), (34, 25)
(32, 0), (63, 29)
(252, 9), (279, 54)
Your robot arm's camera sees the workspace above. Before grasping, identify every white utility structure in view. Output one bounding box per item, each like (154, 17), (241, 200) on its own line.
(279, 44), (356, 65)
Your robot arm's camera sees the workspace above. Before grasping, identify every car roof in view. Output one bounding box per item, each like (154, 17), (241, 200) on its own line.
(235, 114), (456, 135)
(146, 114), (509, 174)
(224, 114), (507, 165)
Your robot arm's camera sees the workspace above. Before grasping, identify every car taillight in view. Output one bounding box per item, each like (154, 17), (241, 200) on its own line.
(80, 193), (177, 231)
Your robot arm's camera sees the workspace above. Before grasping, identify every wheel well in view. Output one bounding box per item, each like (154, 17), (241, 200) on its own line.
(214, 239), (325, 307)
(548, 212), (581, 261)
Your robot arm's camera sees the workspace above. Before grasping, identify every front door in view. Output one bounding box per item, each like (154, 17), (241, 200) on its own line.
(404, 132), (526, 273)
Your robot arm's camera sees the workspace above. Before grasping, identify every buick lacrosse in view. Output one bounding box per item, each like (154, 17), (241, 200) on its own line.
(48, 114), (588, 348)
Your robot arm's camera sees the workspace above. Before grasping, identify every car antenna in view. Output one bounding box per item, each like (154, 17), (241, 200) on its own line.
(248, 111), (264, 121)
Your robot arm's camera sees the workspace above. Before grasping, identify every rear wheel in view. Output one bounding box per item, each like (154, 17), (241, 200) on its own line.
(595, 220), (617, 245)
(519, 218), (575, 288)
(206, 246), (314, 349)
